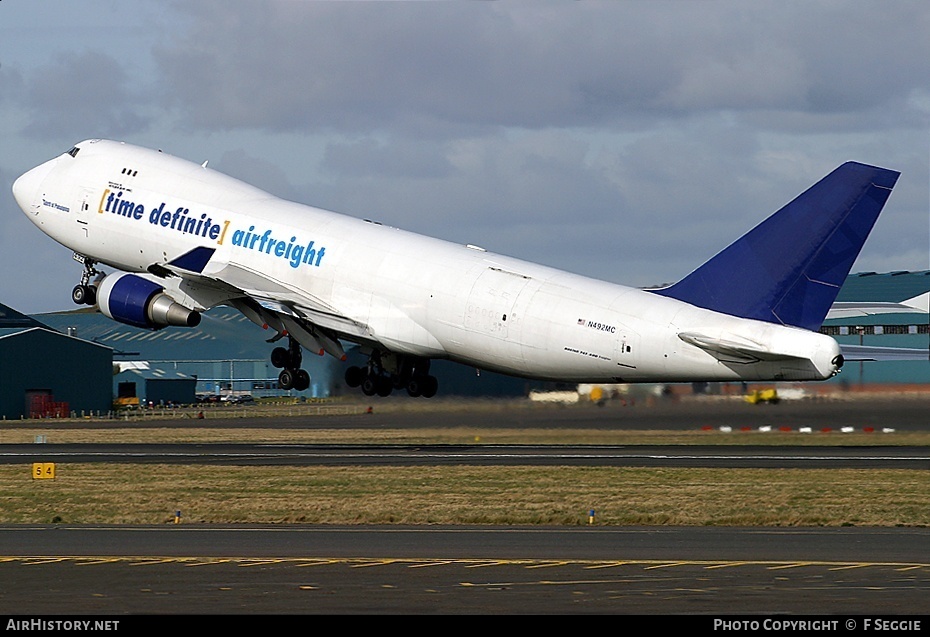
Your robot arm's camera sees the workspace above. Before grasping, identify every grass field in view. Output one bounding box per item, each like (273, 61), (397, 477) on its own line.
(4, 463), (928, 526)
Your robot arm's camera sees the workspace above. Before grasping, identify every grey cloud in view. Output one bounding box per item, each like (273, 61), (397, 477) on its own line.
(152, 2), (930, 137)
(20, 50), (150, 139)
(0, 63), (24, 103)
(214, 149), (301, 202)
(322, 138), (454, 180)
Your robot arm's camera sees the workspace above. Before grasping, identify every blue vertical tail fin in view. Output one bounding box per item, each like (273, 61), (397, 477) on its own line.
(652, 162), (900, 331)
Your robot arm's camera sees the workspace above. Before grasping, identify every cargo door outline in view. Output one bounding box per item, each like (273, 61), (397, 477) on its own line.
(463, 267), (532, 364)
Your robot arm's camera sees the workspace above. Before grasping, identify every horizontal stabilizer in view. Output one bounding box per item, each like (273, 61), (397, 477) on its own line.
(678, 332), (801, 364)
(654, 162), (900, 331)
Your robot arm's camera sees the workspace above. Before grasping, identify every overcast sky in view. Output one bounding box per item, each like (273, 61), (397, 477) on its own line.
(1, 0), (928, 314)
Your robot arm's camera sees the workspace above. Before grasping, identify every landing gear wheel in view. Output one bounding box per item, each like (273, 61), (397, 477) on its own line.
(270, 347), (290, 369)
(294, 369), (311, 392)
(421, 375), (438, 398)
(406, 375), (438, 398)
(278, 368), (295, 390)
(376, 377), (393, 397)
(344, 366), (364, 388)
(361, 376), (378, 396)
(406, 377), (423, 398)
(71, 284), (94, 306)
(72, 255), (101, 306)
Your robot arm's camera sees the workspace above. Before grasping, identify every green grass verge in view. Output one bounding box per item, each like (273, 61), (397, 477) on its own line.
(4, 464), (927, 527)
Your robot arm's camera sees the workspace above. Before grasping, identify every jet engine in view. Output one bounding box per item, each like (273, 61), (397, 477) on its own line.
(95, 273), (201, 330)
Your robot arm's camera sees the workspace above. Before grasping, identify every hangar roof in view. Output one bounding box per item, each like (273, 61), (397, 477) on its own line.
(0, 303), (50, 330)
(836, 270), (930, 303)
(0, 324), (111, 350)
(116, 365), (196, 381)
(33, 306), (275, 360)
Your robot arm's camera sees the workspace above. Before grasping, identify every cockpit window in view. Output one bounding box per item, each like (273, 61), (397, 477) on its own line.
(67, 146), (80, 158)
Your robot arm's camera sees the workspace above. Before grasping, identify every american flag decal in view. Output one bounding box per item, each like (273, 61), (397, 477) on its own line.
(577, 318), (585, 325)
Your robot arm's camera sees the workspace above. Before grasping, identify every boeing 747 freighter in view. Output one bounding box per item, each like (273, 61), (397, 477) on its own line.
(12, 140), (899, 396)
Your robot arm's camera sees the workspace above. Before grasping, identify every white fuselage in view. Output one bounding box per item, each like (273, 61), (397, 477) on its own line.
(13, 140), (842, 383)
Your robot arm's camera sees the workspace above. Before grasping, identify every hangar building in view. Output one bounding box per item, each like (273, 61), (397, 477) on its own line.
(821, 271), (930, 385)
(0, 304), (112, 419)
(114, 362), (198, 407)
(35, 305), (334, 400)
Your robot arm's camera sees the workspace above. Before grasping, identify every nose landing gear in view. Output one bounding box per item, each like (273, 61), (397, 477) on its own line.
(71, 254), (100, 306)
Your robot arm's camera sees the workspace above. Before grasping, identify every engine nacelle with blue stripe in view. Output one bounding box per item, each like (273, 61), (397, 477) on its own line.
(96, 273), (201, 330)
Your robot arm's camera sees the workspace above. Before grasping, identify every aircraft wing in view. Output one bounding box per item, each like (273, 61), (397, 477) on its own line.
(150, 248), (363, 360)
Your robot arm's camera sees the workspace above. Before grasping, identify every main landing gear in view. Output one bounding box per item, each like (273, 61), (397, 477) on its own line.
(343, 352), (438, 398)
(271, 336), (311, 391)
(71, 254), (100, 306)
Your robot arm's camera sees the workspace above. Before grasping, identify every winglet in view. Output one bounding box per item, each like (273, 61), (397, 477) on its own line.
(652, 162), (900, 331)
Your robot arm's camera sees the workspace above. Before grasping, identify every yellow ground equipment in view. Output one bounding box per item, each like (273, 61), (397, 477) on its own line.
(745, 388), (779, 404)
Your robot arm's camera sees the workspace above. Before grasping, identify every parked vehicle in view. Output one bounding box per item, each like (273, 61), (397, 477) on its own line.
(221, 394), (254, 404)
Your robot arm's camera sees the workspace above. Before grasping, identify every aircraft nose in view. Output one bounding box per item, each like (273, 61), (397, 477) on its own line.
(12, 161), (54, 214)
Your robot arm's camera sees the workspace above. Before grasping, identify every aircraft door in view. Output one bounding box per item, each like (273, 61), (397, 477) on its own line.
(76, 187), (95, 237)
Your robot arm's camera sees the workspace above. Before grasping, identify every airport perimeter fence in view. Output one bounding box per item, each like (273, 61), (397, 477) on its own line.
(7, 401), (370, 422)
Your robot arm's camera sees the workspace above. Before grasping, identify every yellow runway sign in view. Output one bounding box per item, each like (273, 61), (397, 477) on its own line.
(32, 463), (56, 480)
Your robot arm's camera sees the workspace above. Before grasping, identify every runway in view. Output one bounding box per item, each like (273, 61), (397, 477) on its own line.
(1, 525), (928, 615)
(1, 442), (928, 468)
(2, 395), (929, 616)
(5, 396), (929, 469)
(12, 393), (930, 432)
